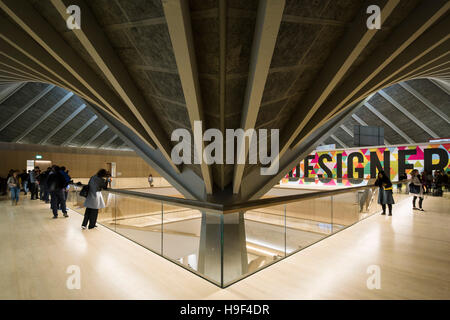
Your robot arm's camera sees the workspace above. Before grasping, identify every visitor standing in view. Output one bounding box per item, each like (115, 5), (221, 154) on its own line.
(29, 167), (39, 200)
(7, 170), (20, 206)
(82, 169), (108, 230)
(410, 169), (424, 211)
(375, 171), (395, 216)
(47, 166), (69, 218)
(148, 174), (154, 187)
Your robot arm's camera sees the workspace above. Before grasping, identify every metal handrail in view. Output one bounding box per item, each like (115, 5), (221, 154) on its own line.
(71, 180), (410, 214)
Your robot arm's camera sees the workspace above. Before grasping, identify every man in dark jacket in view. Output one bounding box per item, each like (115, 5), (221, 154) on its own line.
(47, 166), (69, 218)
(19, 170), (28, 195)
(38, 167), (51, 203)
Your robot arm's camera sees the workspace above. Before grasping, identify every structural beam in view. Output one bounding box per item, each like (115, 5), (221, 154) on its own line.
(399, 82), (449, 124)
(340, 124), (354, 137)
(0, 1), (157, 150)
(62, 115), (97, 146)
(330, 134), (348, 149)
(278, 0), (400, 159)
(99, 134), (119, 149)
(429, 78), (450, 95)
(90, 104), (208, 200)
(40, 103), (87, 144)
(49, 0), (176, 169)
(364, 102), (414, 144)
(228, 0), (285, 194)
(240, 100), (358, 201)
(218, 0), (227, 189)
(14, 91), (73, 142)
(162, 0), (218, 193)
(290, 0), (449, 149)
(0, 84), (54, 132)
(378, 90), (439, 138)
(82, 125), (108, 147)
(0, 82), (24, 104)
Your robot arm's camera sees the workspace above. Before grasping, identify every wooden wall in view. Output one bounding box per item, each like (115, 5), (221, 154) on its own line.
(0, 142), (160, 178)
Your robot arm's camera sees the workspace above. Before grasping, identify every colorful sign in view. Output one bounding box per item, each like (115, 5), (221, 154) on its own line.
(283, 143), (450, 186)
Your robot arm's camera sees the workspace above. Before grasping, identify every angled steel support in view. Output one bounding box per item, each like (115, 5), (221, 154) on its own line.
(290, 0), (449, 149)
(364, 102), (414, 144)
(378, 90), (439, 138)
(429, 78), (450, 95)
(330, 134), (348, 149)
(82, 125), (108, 147)
(239, 100), (358, 201)
(62, 115), (97, 146)
(340, 124), (354, 137)
(162, 0), (222, 193)
(99, 134), (118, 149)
(277, 0), (400, 159)
(48, 0), (177, 169)
(40, 103), (87, 144)
(14, 91), (73, 142)
(0, 82), (25, 104)
(352, 114), (368, 126)
(399, 82), (449, 124)
(0, 84), (54, 132)
(89, 103), (208, 201)
(228, 0), (285, 194)
(0, 2), (157, 150)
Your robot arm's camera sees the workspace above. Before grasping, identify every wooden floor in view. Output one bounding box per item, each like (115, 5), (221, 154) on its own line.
(0, 192), (449, 299)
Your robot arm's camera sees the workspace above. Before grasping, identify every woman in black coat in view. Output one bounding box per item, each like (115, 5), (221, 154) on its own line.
(374, 170), (395, 216)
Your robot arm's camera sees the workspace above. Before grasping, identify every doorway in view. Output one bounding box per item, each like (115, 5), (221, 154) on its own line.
(27, 160), (52, 171)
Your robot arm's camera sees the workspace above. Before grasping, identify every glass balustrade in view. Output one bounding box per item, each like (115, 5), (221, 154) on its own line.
(66, 181), (409, 287)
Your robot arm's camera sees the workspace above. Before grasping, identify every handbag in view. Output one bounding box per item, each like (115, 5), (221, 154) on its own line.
(80, 185), (89, 197)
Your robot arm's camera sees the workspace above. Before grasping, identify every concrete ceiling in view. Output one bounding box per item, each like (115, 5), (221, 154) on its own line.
(0, 0), (448, 201)
(323, 78), (450, 148)
(0, 82), (130, 150)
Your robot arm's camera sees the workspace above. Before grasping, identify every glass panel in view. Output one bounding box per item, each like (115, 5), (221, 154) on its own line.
(97, 190), (117, 231)
(67, 183), (415, 287)
(167, 209), (223, 286)
(161, 203), (202, 273)
(361, 187), (382, 217)
(222, 203), (287, 286)
(331, 192), (359, 229)
(109, 193), (162, 255)
(285, 197), (332, 254)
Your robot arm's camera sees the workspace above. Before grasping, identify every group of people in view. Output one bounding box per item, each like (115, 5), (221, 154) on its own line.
(4, 166), (110, 231)
(375, 169), (449, 216)
(6, 166), (72, 217)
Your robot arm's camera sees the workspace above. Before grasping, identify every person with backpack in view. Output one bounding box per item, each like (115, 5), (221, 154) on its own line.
(29, 167), (40, 200)
(20, 170), (28, 195)
(410, 169), (424, 211)
(375, 170), (395, 216)
(81, 169), (108, 230)
(47, 166), (69, 219)
(7, 170), (20, 206)
(60, 166), (71, 201)
(38, 167), (51, 203)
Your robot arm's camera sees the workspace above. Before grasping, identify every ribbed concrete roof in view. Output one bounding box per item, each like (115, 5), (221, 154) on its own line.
(0, 82), (129, 150)
(0, 0), (448, 201)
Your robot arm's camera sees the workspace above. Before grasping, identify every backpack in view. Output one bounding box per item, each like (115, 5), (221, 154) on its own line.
(80, 185), (89, 197)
